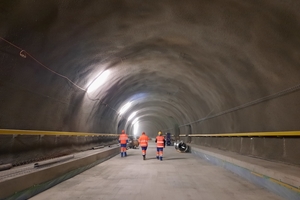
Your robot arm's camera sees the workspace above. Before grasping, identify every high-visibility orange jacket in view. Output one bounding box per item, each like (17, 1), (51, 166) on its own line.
(119, 133), (128, 144)
(138, 134), (149, 147)
(155, 135), (165, 148)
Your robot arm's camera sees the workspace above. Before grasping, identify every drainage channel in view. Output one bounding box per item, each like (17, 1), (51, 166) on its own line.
(0, 144), (119, 181)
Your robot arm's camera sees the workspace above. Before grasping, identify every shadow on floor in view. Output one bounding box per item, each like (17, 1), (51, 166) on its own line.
(163, 157), (187, 160)
(144, 157), (159, 160)
(142, 157), (187, 160)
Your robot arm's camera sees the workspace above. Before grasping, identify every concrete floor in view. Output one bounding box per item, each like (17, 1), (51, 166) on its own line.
(30, 141), (282, 200)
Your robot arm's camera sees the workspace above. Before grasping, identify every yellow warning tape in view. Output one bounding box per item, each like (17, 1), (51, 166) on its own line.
(269, 178), (300, 193)
(179, 131), (300, 137)
(0, 129), (119, 137)
(251, 172), (264, 178)
(251, 171), (300, 192)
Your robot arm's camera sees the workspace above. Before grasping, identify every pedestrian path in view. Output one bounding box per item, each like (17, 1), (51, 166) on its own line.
(30, 141), (282, 200)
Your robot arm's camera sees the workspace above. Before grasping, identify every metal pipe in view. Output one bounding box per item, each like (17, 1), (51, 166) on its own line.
(0, 163), (13, 171)
(92, 146), (105, 150)
(34, 155), (74, 168)
(108, 143), (119, 147)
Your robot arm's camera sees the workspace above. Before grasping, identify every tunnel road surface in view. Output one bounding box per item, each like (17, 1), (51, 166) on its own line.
(30, 141), (282, 200)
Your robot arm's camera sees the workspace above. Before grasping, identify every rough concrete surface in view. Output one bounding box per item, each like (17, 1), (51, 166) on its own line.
(0, 0), (300, 167)
(1, 0), (300, 135)
(30, 142), (283, 200)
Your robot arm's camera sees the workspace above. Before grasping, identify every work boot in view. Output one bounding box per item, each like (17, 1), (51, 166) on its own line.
(160, 157), (163, 161)
(156, 156), (159, 160)
(121, 152), (124, 157)
(143, 155), (145, 160)
(124, 152), (127, 157)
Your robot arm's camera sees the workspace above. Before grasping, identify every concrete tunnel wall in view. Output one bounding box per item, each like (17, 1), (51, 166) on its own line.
(0, 0), (300, 165)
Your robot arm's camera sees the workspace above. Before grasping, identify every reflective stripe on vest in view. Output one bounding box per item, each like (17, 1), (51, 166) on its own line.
(119, 134), (128, 144)
(156, 136), (164, 148)
(139, 135), (148, 147)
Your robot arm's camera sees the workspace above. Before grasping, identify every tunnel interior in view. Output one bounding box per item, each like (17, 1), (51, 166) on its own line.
(1, 0), (300, 166)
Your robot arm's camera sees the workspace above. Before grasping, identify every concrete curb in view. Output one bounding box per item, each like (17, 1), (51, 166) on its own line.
(0, 147), (119, 200)
(190, 146), (300, 200)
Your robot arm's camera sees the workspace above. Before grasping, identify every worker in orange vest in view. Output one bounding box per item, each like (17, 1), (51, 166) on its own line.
(155, 131), (166, 161)
(138, 132), (150, 160)
(119, 130), (128, 157)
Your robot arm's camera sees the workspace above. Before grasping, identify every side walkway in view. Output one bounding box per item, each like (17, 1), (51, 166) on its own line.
(31, 141), (282, 200)
(189, 143), (300, 200)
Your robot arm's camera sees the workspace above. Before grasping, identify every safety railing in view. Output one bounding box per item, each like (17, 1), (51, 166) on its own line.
(0, 129), (119, 137)
(179, 131), (300, 137)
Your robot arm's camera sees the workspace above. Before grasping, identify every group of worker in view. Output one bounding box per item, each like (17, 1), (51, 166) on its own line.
(118, 130), (166, 161)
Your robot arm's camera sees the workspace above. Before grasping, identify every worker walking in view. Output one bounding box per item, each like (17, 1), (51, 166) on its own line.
(155, 131), (166, 161)
(119, 130), (128, 157)
(138, 132), (150, 160)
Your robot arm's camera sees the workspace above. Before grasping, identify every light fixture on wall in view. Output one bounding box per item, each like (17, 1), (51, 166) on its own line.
(127, 111), (137, 121)
(87, 70), (110, 93)
(133, 120), (139, 135)
(132, 117), (139, 125)
(119, 101), (132, 115)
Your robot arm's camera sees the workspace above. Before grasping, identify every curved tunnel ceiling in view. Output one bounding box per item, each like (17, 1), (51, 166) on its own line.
(1, 0), (300, 137)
